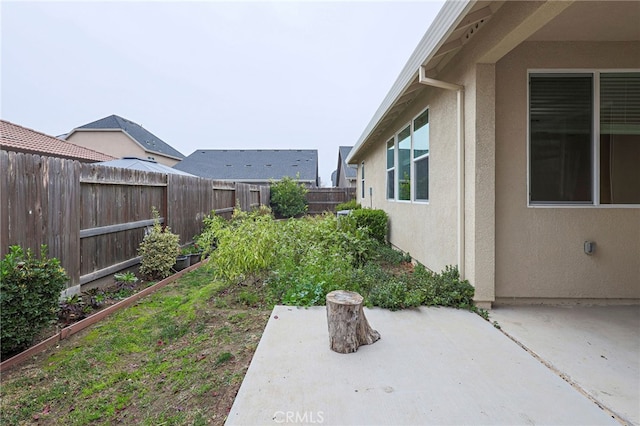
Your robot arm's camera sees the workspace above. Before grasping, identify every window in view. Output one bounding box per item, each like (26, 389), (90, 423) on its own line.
(529, 71), (639, 205)
(385, 108), (430, 202)
(386, 139), (395, 199)
(361, 162), (365, 199)
(413, 110), (429, 201)
(398, 126), (411, 200)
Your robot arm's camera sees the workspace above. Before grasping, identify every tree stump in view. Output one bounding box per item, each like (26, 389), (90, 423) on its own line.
(326, 290), (380, 354)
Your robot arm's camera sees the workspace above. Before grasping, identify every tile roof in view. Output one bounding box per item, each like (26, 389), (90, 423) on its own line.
(0, 119), (115, 162)
(71, 115), (185, 159)
(174, 149), (318, 184)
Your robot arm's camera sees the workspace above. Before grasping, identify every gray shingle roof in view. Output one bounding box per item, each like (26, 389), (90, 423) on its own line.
(74, 115), (185, 159)
(339, 146), (357, 178)
(174, 149), (318, 184)
(95, 157), (195, 176)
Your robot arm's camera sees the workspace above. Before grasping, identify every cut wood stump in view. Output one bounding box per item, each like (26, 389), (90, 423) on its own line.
(326, 290), (380, 354)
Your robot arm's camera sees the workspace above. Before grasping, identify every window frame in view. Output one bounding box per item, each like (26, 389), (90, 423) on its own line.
(527, 69), (640, 208)
(396, 123), (412, 202)
(386, 138), (395, 200)
(361, 161), (365, 199)
(412, 108), (430, 203)
(385, 107), (431, 203)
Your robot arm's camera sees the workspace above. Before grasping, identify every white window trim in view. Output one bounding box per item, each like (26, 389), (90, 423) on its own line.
(526, 68), (640, 209)
(385, 107), (431, 204)
(386, 138), (395, 201)
(396, 123), (412, 203)
(361, 161), (365, 199)
(412, 107), (430, 204)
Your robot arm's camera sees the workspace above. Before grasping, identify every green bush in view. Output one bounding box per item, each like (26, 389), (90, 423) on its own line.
(335, 200), (361, 211)
(138, 209), (180, 279)
(0, 245), (68, 357)
(347, 208), (388, 244)
(270, 175), (308, 218)
(207, 207), (278, 282)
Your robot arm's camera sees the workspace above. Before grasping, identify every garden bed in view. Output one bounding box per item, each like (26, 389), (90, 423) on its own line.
(0, 261), (202, 372)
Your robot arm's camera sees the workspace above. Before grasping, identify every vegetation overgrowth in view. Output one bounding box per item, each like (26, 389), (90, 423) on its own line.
(1, 206), (490, 424)
(202, 206), (483, 314)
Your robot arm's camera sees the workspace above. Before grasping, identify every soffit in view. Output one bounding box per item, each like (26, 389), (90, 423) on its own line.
(357, 1), (502, 153)
(529, 1), (640, 42)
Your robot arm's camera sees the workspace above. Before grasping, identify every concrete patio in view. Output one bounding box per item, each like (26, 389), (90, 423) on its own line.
(227, 305), (639, 425)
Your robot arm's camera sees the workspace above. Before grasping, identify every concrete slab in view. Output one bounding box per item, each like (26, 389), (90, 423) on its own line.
(227, 306), (618, 425)
(489, 305), (640, 426)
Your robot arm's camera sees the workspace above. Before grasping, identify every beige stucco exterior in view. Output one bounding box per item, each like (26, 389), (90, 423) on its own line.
(495, 40), (640, 303)
(66, 130), (181, 167)
(350, 1), (640, 307)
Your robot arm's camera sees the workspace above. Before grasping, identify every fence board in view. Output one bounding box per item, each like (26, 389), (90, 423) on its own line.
(1, 150), (270, 292)
(305, 187), (356, 214)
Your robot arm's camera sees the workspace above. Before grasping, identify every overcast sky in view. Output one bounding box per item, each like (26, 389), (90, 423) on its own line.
(1, 0), (444, 186)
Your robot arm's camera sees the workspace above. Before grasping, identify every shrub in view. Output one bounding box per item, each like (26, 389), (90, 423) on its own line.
(0, 245), (68, 357)
(368, 278), (420, 311)
(205, 207), (279, 282)
(138, 209), (180, 279)
(335, 200), (361, 211)
(348, 208), (388, 244)
(270, 175), (308, 218)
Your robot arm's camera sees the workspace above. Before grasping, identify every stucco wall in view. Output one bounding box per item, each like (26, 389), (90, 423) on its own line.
(356, 85), (460, 274)
(66, 131), (180, 167)
(495, 41), (640, 302)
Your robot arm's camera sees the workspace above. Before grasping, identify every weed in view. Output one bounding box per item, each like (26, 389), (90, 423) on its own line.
(215, 352), (233, 366)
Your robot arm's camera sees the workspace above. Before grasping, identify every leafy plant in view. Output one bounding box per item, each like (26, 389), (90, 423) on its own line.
(114, 271), (138, 284)
(83, 288), (107, 309)
(195, 212), (227, 258)
(205, 207), (279, 282)
(335, 200), (361, 211)
(269, 175), (308, 218)
(344, 208), (389, 244)
(138, 208), (180, 279)
(0, 245), (68, 357)
(59, 294), (90, 324)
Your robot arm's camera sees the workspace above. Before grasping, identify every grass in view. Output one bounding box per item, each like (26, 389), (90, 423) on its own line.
(0, 267), (270, 425)
(1, 212), (489, 424)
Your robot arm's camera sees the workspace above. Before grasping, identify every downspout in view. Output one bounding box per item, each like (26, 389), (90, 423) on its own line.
(419, 66), (465, 279)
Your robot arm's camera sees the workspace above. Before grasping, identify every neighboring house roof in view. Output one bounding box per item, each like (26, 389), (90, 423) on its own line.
(65, 115), (185, 160)
(174, 149), (319, 184)
(0, 119), (115, 162)
(338, 146), (357, 179)
(95, 157), (196, 176)
(331, 170), (337, 187)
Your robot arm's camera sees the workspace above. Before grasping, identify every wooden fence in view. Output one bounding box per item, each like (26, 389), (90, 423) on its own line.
(1, 151), (269, 293)
(306, 187), (356, 215)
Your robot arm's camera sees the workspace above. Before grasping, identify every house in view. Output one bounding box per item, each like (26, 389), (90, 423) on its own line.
(63, 115), (185, 166)
(174, 149), (319, 186)
(0, 119), (115, 162)
(334, 146), (357, 188)
(95, 157), (195, 176)
(347, 0), (640, 308)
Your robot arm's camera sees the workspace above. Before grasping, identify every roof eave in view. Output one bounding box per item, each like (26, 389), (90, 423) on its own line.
(346, 0), (475, 165)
